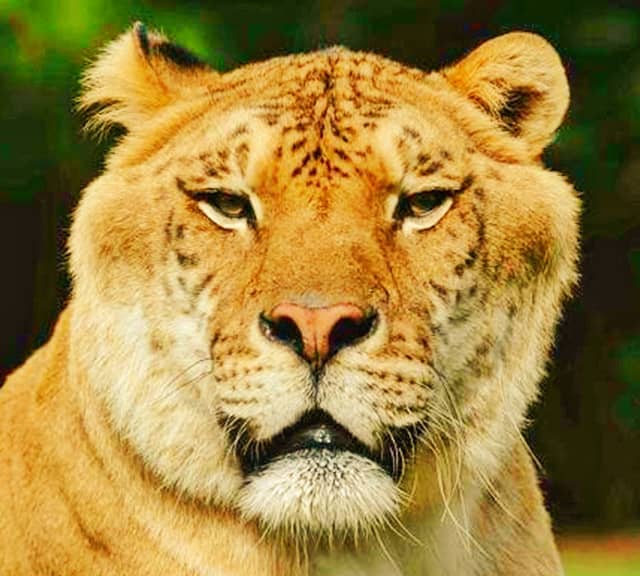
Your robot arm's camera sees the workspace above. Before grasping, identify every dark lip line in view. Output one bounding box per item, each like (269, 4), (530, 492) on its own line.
(222, 409), (377, 474)
(219, 408), (424, 481)
(258, 409), (374, 465)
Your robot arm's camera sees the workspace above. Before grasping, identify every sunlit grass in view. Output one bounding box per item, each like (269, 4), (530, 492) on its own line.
(561, 535), (640, 576)
(564, 556), (640, 576)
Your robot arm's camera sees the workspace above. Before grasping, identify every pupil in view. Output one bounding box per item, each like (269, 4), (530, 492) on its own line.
(409, 191), (446, 215)
(216, 193), (246, 216)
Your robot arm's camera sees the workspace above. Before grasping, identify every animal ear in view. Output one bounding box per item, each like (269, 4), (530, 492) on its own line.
(79, 22), (213, 135)
(444, 32), (569, 156)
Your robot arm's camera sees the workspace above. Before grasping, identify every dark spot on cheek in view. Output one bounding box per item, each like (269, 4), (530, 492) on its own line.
(230, 124), (249, 139)
(454, 249), (477, 277)
(235, 142), (249, 156)
(419, 337), (430, 351)
(150, 335), (165, 352)
(390, 332), (407, 343)
(193, 273), (214, 297)
(164, 209), (175, 243)
(331, 164), (350, 178)
(429, 280), (449, 299)
(176, 251), (200, 268)
(401, 126), (421, 142)
(475, 338), (492, 357)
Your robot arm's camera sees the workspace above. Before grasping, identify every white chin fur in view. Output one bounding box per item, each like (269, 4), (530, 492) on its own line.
(237, 449), (401, 539)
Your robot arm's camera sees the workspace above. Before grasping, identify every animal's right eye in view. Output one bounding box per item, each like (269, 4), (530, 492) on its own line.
(193, 189), (256, 230)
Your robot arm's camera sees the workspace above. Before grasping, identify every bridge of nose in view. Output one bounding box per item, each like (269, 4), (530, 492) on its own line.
(260, 217), (383, 301)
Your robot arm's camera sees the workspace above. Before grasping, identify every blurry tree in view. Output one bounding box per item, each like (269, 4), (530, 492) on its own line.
(1, 0), (638, 533)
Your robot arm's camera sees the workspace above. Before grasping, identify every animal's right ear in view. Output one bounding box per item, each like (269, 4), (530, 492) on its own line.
(79, 22), (215, 135)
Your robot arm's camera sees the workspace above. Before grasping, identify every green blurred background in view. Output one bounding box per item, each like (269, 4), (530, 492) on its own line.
(1, 0), (638, 557)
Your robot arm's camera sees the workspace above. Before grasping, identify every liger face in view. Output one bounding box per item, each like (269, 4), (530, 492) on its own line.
(71, 31), (578, 541)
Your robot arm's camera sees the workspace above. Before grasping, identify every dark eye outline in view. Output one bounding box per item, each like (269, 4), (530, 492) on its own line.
(393, 189), (455, 221)
(192, 189), (256, 224)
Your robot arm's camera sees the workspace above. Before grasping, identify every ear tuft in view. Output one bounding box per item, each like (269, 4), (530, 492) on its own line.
(134, 21), (151, 56)
(78, 22), (212, 137)
(444, 32), (569, 156)
(134, 21), (208, 70)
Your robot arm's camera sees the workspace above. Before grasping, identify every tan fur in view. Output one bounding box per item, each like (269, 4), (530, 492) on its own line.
(1, 25), (578, 575)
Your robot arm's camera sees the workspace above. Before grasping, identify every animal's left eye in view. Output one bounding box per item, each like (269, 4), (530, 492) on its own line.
(393, 189), (454, 225)
(197, 190), (255, 220)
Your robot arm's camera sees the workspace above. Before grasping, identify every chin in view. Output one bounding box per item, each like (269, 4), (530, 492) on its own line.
(230, 411), (404, 540)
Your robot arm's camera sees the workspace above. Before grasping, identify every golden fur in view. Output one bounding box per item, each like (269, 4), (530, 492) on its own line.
(0, 24), (578, 575)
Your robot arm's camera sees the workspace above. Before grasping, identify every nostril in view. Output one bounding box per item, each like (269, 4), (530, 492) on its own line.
(328, 311), (378, 357)
(259, 313), (304, 355)
(260, 304), (378, 366)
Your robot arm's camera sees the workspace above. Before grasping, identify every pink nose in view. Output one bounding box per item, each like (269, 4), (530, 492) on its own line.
(260, 302), (377, 367)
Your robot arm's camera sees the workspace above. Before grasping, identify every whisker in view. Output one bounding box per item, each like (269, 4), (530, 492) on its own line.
(151, 357), (214, 406)
(373, 526), (403, 575)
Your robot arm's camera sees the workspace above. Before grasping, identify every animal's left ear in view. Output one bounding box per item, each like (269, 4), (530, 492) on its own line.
(444, 32), (569, 156)
(79, 22), (214, 135)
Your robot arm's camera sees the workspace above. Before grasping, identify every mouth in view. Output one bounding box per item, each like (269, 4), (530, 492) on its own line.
(225, 409), (401, 478)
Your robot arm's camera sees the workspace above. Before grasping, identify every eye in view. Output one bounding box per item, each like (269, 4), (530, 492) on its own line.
(192, 189), (256, 230)
(392, 189), (454, 232)
(394, 190), (451, 219)
(196, 190), (254, 220)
